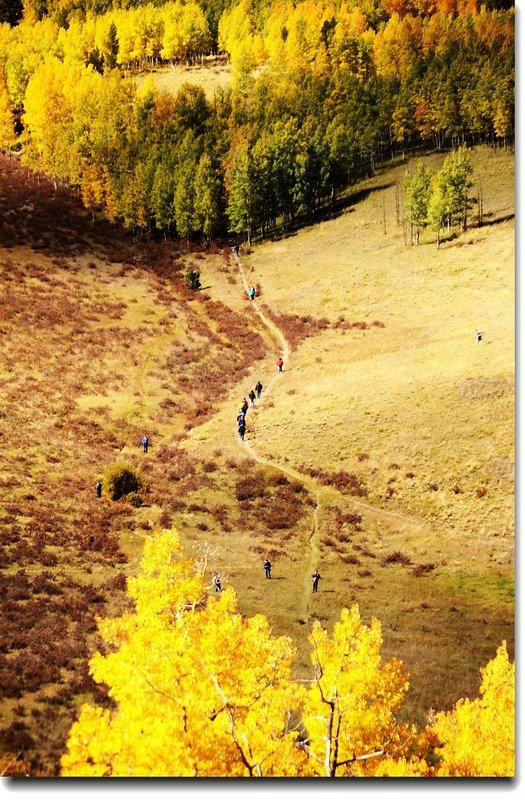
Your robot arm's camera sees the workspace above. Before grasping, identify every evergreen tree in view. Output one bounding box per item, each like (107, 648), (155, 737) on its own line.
(193, 152), (222, 243)
(174, 162), (196, 245)
(151, 161), (176, 237)
(0, 0), (23, 26)
(105, 21), (119, 71)
(226, 143), (255, 244)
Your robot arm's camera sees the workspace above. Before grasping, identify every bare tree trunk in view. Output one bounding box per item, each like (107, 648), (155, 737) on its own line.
(477, 182), (483, 226)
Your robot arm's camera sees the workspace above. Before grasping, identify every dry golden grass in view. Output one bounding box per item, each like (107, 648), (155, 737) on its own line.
(188, 145), (514, 722)
(0, 145), (514, 774)
(0, 155), (268, 773)
(134, 57), (231, 99)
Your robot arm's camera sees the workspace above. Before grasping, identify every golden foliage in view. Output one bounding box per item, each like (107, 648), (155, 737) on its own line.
(60, 528), (513, 777)
(430, 641), (515, 777)
(61, 529), (304, 777)
(302, 606), (421, 776)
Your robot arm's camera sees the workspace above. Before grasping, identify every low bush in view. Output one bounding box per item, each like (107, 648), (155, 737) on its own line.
(102, 463), (142, 501)
(412, 563), (436, 577)
(340, 554), (360, 564)
(382, 551), (412, 566)
(127, 492), (143, 508)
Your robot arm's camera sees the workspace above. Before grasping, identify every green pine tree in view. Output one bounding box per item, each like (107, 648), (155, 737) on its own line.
(226, 144), (254, 244)
(105, 22), (119, 71)
(151, 162), (176, 237)
(193, 152), (222, 243)
(174, 163), (196, 246)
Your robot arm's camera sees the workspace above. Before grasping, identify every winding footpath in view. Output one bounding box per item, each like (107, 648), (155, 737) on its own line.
(232, 252), (430, 621)
(234, 253), (322, 620)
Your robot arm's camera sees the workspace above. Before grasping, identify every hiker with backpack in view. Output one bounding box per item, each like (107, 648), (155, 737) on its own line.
(238, 419), (246, 441)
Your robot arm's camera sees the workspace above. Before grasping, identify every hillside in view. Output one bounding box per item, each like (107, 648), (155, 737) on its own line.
(0, 152), (272, 773)
(0, 144), (514, 774)
(186, 144), (514, 720)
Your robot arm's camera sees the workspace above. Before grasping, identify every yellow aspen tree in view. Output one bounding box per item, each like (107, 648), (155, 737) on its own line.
(23, 56), (81, 182)
(180, 2), (211, 62)
(114, 9), (135, 66)
(373, 12), (423, 81)
(61, 529), (305, 777)
(0, 71), (15, 148)
(161, 5), (185, 62)
(81, 163), (106, 220)
(430, 641), (515, 777)
(300, 605), (418, 776)
(0, 23), (12, 72)
(218, 0), (259, 64)
(262, 2), (292, 65)
(331, 3), (369, 70)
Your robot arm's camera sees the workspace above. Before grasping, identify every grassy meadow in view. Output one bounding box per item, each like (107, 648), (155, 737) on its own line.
(188, 145), (514, 719)
(134, 56), (232, 99)
(0, 143), (514, 773)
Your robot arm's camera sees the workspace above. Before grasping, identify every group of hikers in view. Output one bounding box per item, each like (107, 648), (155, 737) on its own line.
(236, 380), (263, 441)
(213, 561), (321, 593)
(96, 248), (321, 603)
(236, 356), (285, 441)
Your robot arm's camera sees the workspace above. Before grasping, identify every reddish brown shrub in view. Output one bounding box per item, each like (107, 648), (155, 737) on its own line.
(340, 554), (360, 564)
(412, 563), (436, 577)
(382, 551), (412, 566)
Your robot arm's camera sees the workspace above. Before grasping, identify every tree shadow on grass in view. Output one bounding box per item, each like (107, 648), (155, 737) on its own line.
(480, 211), (515, 227)
(265, 182), (395, 244)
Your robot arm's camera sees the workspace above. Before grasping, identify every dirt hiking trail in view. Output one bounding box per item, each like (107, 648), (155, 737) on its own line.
(233, 252), (431, 621)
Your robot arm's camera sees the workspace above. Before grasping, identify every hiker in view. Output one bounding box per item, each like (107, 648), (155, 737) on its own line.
(248, 389), (256, 407)
(255, 380), (263, 399)
(237, 410), (245, 426)
(475, 329), (484, 343)
(312, 569), (321, 593)
(249, 286), (256, 301)
(96, 480), (102, 499)
(241, 398), (249, 414)
(141, 435), (149, 453)
(264, 558), (272, 579)
(239, 420), (246, 441)
(233, 243), (240, 257)
(213, 572), (222, 592)
(277, 357), (284, 373)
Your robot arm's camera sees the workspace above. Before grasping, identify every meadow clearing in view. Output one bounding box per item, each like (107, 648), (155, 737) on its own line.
(187, 144), (514, 719)
(0, 143), (514, 773)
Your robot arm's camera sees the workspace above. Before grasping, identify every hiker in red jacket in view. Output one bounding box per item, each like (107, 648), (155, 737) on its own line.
(277, 357), (284, 373)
